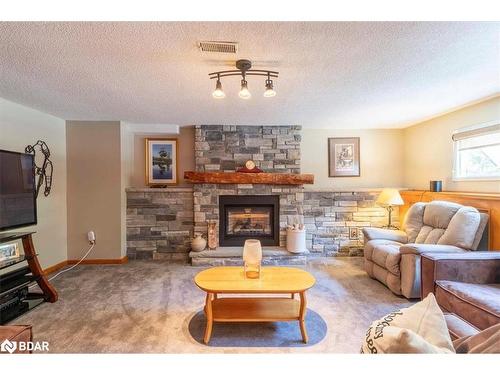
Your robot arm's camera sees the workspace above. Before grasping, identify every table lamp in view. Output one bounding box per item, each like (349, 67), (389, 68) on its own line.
(376, 189), (404, 229)
(243, 239), (262, 279)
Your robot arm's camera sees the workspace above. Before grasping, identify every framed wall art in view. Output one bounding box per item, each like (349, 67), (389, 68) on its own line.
(328, 137), (360, 177)
(145, 138), (179, 186)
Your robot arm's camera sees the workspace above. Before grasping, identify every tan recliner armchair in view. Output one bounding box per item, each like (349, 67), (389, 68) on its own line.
(362, 200), (488, 299)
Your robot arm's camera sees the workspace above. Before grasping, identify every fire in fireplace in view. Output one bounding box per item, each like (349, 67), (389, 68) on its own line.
(226, 207), (272, 236)
(219, 195), (280, 246)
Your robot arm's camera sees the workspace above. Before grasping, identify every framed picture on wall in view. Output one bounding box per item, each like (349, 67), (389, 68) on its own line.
(328, 137), (360, 177)
(145, 138), (179, 186)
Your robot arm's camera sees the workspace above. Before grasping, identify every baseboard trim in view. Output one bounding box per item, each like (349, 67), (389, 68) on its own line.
(43, 256), (128, 274)
(43, 261), (68, 275)
(67, 256), (128, 265)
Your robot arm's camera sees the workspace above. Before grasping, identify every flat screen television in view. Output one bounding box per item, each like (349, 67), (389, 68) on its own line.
(0, 149), (37, 231)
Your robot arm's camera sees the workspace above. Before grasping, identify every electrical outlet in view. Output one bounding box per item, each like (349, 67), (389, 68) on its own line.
(349, 227), (359, 240)
(87, 231), (96, 244)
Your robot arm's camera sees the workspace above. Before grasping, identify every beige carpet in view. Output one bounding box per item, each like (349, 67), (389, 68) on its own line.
(13, 257), (413, 353)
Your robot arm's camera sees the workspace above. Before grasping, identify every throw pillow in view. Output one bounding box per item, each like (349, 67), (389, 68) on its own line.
(453, 323), (500, 353)
(361, 293), (455, 354)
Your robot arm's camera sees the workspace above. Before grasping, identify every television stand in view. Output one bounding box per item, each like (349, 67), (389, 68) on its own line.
(0, 232), (58, 303)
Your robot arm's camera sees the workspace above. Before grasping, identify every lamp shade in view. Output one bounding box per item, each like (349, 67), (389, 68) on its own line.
(243, 239), (262, 264)
(376, 189), (404, 206)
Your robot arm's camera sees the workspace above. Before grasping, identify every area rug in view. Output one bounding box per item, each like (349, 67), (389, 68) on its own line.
(188, 308), (327, 347)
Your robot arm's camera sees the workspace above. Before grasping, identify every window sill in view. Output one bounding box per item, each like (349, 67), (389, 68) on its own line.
(452, 177), (500, 182)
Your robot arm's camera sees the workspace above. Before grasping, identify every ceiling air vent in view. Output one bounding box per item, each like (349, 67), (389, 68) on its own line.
(198, 41), (238, 54)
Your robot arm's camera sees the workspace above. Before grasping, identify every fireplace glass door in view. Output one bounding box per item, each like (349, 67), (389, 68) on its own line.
(219, 195), (280, 246)
(226, 206), (273, 237)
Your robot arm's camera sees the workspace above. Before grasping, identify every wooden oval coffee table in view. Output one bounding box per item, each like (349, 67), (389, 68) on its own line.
(194, 266), (316, 344)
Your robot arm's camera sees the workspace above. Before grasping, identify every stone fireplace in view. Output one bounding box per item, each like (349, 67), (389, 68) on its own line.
(126, 124), (397, 261)
(219, 195), (280, 246)
(192, 125), (304, 249)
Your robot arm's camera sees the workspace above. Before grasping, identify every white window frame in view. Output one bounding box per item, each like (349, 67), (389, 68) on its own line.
(452, 120), (500, 181)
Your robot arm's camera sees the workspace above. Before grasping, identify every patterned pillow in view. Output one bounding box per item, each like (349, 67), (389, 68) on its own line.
(361, 294), (455, 354)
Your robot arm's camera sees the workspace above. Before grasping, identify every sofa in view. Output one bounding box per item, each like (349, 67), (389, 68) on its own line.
(363, 200), (488, 298)
(420, 252), (500, 340)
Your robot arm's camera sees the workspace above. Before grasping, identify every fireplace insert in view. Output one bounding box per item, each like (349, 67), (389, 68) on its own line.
(219, 195), (280, 246)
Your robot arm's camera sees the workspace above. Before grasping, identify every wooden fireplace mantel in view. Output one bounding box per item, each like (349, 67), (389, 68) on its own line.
(184, 171), (314, 185)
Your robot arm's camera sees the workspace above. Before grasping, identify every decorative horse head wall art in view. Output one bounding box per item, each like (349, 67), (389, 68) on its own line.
(25, 140), (53, 198)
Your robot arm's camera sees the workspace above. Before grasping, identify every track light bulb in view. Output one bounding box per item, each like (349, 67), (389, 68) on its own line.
(212, 79), (225, 99)
(239, 79), (251, 99)
(264, 79), (276, 97)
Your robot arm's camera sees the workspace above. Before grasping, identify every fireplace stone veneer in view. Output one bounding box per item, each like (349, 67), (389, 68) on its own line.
(126, 187), (194, 260)
(125, 187), (396, 260)
(193, 125), (304, 248)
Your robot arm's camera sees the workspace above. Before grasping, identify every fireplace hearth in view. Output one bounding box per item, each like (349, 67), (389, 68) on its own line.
(219, 195), (280, 247)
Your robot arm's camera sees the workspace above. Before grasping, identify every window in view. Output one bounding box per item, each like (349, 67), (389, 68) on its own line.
(453, 121), (500, 180)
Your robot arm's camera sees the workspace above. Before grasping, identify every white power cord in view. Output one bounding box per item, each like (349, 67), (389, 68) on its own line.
(47, 241), (96, 282)
(28, 240), (96, 289)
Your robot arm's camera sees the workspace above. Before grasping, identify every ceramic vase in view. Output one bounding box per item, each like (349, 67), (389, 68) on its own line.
(191, 234), (207, 252)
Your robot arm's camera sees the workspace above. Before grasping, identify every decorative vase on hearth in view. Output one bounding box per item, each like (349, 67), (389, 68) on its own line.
(207, 220), (217, 250)
(191, 234), (207, 252)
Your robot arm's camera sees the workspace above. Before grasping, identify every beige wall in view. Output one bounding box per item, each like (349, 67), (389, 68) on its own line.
(403, 96), (500, 193)
(0, 98), (67, 269)
(302, 128), (405, 191)
(66, 121), (123, 260)
(131, 126), (195, 187)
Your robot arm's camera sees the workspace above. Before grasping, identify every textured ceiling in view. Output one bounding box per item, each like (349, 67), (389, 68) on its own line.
(0, 22), (499, 128)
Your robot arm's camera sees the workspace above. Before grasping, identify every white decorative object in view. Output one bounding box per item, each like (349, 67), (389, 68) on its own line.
(286, 228), (308, 253)
(361, 294), (454, 354)
(0, 243), (20, 261)
(191, 234), (207, 252)
(243, 239), (262, 279)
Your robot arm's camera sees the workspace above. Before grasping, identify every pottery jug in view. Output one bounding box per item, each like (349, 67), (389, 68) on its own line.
(191, 234), (207, 252)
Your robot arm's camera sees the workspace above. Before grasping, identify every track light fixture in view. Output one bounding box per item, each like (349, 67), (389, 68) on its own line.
(209, 59), (278, 99)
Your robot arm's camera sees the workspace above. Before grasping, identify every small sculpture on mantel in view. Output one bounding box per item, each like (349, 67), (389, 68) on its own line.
(236, 159), (263, 173)
(207, 220), (217, 250)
